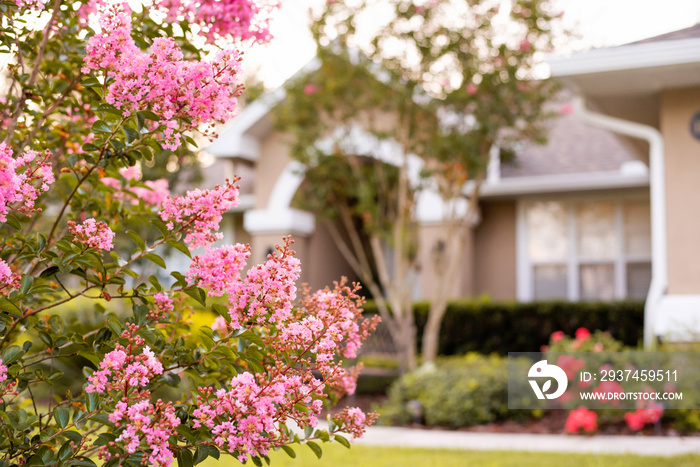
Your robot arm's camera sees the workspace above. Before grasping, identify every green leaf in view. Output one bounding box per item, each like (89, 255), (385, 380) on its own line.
(305, 441), (322, 459)
(176, 449), (194, 467)
(2, 345), (24, 364)
(334, 434), (351, 448)
(251, 457), (262, 467)
(193, 447), (208, 465)
(107, 318), (122, 336)
(143, 253), (166, 269)
(124, 126), (139, 144)
(63, 430), (82, 445)
(38, 331), (52, 348)
(239, 330), (264, 348)
(5, 214), (21, 230)
(165, 239), (192, 258)
(39, 266), (59, 278)
(86, 392), (99, 412)
(280, 445), (296, 459)
(92, 120), (111, 134)
(20, 275), (33, 295)
(54, 406), (70, 428)
(81, 76), (101, 88)
(138, 110), (160, 121)
(0, 298), (22, 317)
(126, 231), (146, 251)
(183, 287), (206, 306)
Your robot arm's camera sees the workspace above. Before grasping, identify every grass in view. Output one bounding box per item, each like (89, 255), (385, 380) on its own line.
(199, 444), (700, 467)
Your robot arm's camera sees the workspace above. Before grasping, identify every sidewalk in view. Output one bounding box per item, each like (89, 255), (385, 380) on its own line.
(354, 426), (700, 457)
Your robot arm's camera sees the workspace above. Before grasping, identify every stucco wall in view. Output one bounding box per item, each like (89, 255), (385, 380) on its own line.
(661, 87), (700, 294)
(473, 200), (517, 300)
(254, 131), (294, 209)
(417, 224), (474, 300)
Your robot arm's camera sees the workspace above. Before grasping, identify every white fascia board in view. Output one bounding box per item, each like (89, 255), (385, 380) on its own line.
(244, 208), (315, 236)
(548, 38), (700, 77)
(472, 171), (649, 198)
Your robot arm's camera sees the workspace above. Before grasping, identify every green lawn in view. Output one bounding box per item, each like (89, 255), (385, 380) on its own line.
(199, 444), (700, 467)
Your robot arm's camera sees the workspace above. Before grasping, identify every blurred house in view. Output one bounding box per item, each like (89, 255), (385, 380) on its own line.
(205, 24), (700, 346)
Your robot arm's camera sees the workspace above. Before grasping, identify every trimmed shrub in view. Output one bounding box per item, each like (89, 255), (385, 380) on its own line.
(379, 353), (540, 427)
(363, 299), (644, 355)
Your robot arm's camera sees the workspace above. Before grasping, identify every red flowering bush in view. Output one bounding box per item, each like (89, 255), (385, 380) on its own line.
(0, 1), (379, 465)
(564, 406), (597, 434)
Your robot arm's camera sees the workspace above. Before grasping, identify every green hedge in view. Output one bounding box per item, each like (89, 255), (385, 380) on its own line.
(363, 299), (644, 355)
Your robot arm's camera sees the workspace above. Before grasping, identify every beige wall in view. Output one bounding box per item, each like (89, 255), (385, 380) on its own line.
(306, 222), (359, 291)
(661, 87), (700, 294)
(254, 131), (294, 209)
(473, 201), (517, 300)
(417, 224), (475, 299)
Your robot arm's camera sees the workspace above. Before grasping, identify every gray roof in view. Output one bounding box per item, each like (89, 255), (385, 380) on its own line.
(630, 23), (700, 45)
(501, 112), (641, 178)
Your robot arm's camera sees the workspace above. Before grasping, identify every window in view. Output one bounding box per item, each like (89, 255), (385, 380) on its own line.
(518, 199), (651, 301)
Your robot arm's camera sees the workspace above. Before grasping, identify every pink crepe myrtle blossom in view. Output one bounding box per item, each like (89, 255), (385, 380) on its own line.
(82, 4), (244, 150)
(0, 260), (20, 296)
(151, 293), (174, 320)
(187, 244), (251, 296)
(159, 179), (240, 250)
(86, 326), (164, 394)
(68, 218), (115, 251)
(0, 143), (54, 223)
(107, 399), (180, 467)
(155, 0), (279, 45)
(227, 237), (300, 328)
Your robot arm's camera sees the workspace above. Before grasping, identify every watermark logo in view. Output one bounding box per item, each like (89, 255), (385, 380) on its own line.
(528, 360), (568, 400)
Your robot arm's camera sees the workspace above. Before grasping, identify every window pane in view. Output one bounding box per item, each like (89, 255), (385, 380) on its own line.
(624, 202), (651, 256)
(577, 202), (616, 259)
(580, 264), (615, 301)
(627, 262), (652, 300)
(527, 202), (568, 262)
(534, 265), (568, 300)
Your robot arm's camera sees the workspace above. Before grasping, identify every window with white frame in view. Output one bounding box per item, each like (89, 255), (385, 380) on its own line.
(519, 199), (652, 301)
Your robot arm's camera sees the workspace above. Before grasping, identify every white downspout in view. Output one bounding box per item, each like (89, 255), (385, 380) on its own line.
(572, 97), (666, 349)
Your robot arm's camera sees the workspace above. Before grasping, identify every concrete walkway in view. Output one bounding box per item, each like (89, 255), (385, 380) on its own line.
(353, 426), (700, 457)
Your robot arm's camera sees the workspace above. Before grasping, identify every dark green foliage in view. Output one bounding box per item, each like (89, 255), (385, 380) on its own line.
(363, 299), (645, 355)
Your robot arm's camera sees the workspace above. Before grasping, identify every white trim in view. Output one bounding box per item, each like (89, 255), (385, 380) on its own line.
(570, 97), (666, 349)
(548, 38), (700, 77)
(268, 161), (306, 211)
(243, 208), (315, 236)
(515, 201), (531, 301)
(472, 169), (649, 198)
(486, 145), (500, 184)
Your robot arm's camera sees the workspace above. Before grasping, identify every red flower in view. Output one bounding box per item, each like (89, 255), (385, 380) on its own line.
(551, 331), (564, 342)
(466, 83), (478, 95)
(625, 412), (645, 431)
(303, 84), (316, 95)
(575, 328), (590, 341)
(565, 407), (597, 434)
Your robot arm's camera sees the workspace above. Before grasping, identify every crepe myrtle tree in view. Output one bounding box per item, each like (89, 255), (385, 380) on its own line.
(275, 0), (564, 369)
(0, 0), (379, 466)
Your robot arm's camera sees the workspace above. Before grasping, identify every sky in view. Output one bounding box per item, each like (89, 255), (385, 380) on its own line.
(243, 0), (700, 89)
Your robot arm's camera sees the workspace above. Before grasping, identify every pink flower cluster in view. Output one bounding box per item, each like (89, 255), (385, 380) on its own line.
(0, 143), (54, 223)
(564, 406), (597, 434)
(159, 179), (239, 250)
(68, 218), (115, 251)
(0, 358), (7, 383)
(82, 3), (244, 150)
(151, 293), (174, 320)
(101, 168), (170, 209)
(86, 336), (163, 394)
(189, 278), (378, 462)
(227, 239), (300, 328)
(193, 372), (297, 461)
(187, 244), (250, 296)
(108, 399), (180, 467)
(155, 0), (278, 44)
(0, 260), (20, 297)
